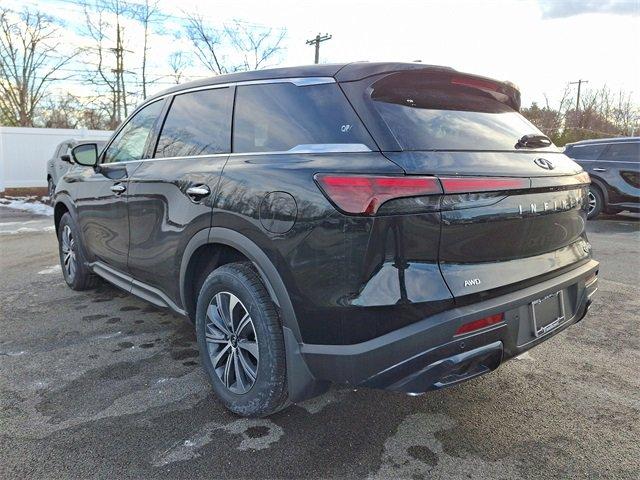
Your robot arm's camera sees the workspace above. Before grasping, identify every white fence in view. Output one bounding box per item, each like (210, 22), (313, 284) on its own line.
(0, 127), (113, 192)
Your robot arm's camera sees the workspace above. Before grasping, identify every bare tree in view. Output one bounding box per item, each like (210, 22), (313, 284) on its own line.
(184, 14), (286, 73)
(225, 20), (285, 70)
(168, 51), (190, 84)
(81, 0), (134, 127)
(134, 0), (161, 98)
(523, 84), (640, 144)
(184, 12), (226, 74)
(41, 93), (82, 128)
(0, 8), (77, 126)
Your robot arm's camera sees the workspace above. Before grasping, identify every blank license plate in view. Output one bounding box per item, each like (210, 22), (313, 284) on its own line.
(530, 291), (565, 337)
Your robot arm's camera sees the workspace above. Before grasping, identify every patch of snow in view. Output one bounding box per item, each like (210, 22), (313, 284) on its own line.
(38, 265), (61, 275)
(2, 225), (55, 235)
(0, 197), (53, 216)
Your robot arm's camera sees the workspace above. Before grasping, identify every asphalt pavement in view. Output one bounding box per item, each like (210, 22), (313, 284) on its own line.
(0, 206), (638, 479)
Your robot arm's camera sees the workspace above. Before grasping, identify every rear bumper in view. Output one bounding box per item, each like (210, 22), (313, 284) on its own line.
(299, 260), (598, 394)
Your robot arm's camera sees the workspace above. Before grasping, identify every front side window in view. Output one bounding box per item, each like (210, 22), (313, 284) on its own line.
(103, 100), (164, 164)
(233, 83), (374, 153)
(155, 87), (233, 158)
(368, 71), (551, 151)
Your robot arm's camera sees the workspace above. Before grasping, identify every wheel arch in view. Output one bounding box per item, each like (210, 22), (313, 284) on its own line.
(179, 227), (324, 402)
(179, 227), (300, 341)
(53, 197), (75, 235)
(589, 177), (609, 206)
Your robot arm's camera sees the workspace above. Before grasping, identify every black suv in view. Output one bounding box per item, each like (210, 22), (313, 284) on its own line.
(564, 137), (640, 219)
(53, 63), (598, 417)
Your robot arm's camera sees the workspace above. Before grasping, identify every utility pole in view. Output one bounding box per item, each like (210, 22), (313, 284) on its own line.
(306, 33), (332, 64)
(569, 79), (589, 111)
(111, 22), (133, 123)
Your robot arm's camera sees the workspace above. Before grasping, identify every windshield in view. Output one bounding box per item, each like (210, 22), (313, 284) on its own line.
(369, 71), (551, 151)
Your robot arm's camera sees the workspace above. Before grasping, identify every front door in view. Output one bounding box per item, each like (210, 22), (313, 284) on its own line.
(73, 99), (165, 272)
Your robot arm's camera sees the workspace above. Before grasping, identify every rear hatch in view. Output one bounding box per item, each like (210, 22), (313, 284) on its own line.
(346, 69), (591, 299)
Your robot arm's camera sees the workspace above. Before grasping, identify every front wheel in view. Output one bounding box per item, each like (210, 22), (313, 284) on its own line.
(587, 186), (604, 220)
(57, 213), (98, 290)
(195, 262), (289, 417)
(47, 178), (55, 205)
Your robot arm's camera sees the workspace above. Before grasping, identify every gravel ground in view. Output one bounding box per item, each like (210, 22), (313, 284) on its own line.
(0, 207), (638, 479)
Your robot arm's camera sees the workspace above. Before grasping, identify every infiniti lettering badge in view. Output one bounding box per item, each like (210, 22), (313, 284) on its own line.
(534, 158), (555, 170)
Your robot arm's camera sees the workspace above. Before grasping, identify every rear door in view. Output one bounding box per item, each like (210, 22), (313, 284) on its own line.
(73, 100), (165, 272)
(343, 69), (590, 299)
(597, 141), (640, 205)
(126, 86), (234, 305)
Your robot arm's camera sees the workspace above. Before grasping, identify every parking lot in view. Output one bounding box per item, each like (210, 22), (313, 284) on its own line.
(0, 205), (638, 479)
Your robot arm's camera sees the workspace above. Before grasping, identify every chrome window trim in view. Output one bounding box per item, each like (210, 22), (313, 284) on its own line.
(140, 76), (335, 108)
(107, 143), (373, 165)
(571, 141), (639, 148)
(575, 159), (639, 164)
(102, 76), (339, 165)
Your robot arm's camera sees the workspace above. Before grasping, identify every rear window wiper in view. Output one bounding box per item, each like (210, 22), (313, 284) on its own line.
(515, 134), (552, 149)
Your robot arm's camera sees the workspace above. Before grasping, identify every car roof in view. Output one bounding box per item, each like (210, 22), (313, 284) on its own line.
(146, 62), (457, 102)
(566, 137), (640, 147)
(144, 61), (523, 111)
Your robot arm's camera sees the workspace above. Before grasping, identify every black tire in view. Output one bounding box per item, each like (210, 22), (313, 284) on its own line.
(57, 213), (98, 290)
(587, 186), (603, 220)
(47, 178), (55, 205)
(195, 262), (289, 417)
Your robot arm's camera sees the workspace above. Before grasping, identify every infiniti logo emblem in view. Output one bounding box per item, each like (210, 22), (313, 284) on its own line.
(534, 158), (555, 170)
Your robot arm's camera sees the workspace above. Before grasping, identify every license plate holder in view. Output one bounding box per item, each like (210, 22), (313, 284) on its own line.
(530, 291), (566, 337)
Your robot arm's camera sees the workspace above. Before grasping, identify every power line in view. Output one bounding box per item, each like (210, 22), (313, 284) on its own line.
(305, 33), (331, 64)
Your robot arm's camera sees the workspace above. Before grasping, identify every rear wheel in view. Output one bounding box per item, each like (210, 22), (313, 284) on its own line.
(58, 213), (98, 290)
(587, 186), (603, 220)
(195, 262), (289, 417)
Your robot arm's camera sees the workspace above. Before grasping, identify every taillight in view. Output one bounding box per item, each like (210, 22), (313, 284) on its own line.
(314, 174), (442, 215)
(455, 313), (504, 335)
(439, 177), (530, 194)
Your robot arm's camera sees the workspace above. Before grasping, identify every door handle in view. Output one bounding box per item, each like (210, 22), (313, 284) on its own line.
(592, 167), (607, 172)
(186, 185), (211, 201)
(110, 184), (126, 194)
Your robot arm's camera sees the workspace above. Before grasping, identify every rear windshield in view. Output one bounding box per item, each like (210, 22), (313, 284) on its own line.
(369, 71), (548, 151)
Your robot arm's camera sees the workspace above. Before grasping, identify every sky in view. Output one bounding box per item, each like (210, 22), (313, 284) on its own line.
(7, 0), (640, 108)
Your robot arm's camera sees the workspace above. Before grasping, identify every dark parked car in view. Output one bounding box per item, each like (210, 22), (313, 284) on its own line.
(564, 137), (640, 219)
(46, 138), (108, 199)
(53, 63), (598, 417)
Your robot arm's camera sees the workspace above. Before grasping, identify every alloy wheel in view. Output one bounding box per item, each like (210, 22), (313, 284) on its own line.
(61, 225), (77, 281)
(587, 191), (597, 216)
(205, 291), (259, 394)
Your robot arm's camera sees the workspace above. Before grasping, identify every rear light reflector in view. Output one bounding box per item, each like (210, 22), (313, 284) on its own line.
(439, 176), (530, 194)
(455, 313), (504, 335)
(314, 174), (442, 215)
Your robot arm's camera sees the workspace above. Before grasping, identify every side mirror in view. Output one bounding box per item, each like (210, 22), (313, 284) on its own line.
(60, 154), (72, 163)
(71, 143), (98, 167)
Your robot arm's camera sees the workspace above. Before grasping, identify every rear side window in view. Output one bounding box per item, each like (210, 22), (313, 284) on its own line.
(565, 144), (607, 160)
(368, 71), (547, 151)
(601, 142), (639, 162)
(233, 83), (374, 153)
(155, 87), (233, 158)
